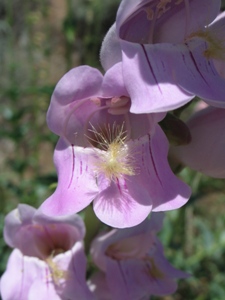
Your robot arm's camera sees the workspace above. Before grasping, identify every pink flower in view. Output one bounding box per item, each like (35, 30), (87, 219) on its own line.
(101, 0), (225, 113)
(0, 204), (94, 300)
(170, 106), (225, 178)
(39, 63), (191, 228)
(89, 213), (189, 300)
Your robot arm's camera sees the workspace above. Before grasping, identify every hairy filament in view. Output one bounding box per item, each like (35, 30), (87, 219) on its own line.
(46, 254), (68, 285)
(188, 28), (225, 60)
(84, 105), (109, 143)
(88, 123), (135, 181)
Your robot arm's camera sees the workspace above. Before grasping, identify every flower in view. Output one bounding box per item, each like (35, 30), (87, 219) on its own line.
(39, 63), (191, 228)
(89, 213), (189, 300)
(0, 204), (94, 300)
(100, 0), (225, 113)
(170, 105), (225, 178)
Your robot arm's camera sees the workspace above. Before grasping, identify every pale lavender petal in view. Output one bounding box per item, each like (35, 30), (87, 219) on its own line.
(55, 242), (95, 300)
(47, 66), (103, 141)
(0, 249), (45, 300)
(101, 62), (129, 97)
(105, 242), (188, 298)
(121, 41), (194, 113)
(100, 24), (122, 71)
(151, 0), (221, 44)
(28, 280), (61, 300)
(4, 204), (36, 248)
(122, 39), (225, 113)
(93, 126), (190, 227)
(39, 138), (99, 216)
(120, 258), (177, 296)
(139, 126), (191, 211)
(91, 214), (163, 271)
(91, 230), (117, 272)
(3, 205), (51, 259)
(213, 58), (225, 79)
(105, 257), (133, 300)
(90, 216), (187, 299)
(93, 174), (152, 228)
(34, 211), (86, 242)
(117, 0), (220, 43)
(152, 240), (189, 280)
(106, 257), (151, 300)
(116, 0), (145, 35)
(88, 272), (112, 300)
(141, 240), (189, 295)
(169, 39), (225, 107)
(4, 204), (86, 260)
(171, 106), (225, 178)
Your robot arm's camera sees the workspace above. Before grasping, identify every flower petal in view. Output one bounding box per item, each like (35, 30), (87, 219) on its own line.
(171, 106), (225, 178)
(139, 126), (191, 211)
(39, 138), (99, 216)
(55, 242), (95, 300)
(102, 62), (129, 97)
(93, 126), (190, 227)
(28, 280), (61, 300)
(121, 40), (194, 113)
(0, 249), (45, 300)
(4, 204), (36, 248)
(34, 211), (86, 242)
(47, 66), (103, 141)
(100, 24), (122, 71)
(117, 0), (220, 43)
(88, 272), (112, 300)
(168, 39), (225, 107)
(93, 175), (152, 228)
(106, 258), (135, 300)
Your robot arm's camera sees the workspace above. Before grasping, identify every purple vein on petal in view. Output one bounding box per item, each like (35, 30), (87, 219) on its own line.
(68, 144), (75, 189)
(116, 178), (123, 195)
(148, 134), (162, 186)
(185, 43), (210, 87)
(141, 44), (162, 94)
(207, 58), (217, 76)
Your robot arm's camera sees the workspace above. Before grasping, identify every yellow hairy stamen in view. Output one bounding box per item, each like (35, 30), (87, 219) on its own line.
(189, 29), (225, 60)
(88, 123), (135, 181)
(98, 139), (135, 181)
(46, 250), (68, 284)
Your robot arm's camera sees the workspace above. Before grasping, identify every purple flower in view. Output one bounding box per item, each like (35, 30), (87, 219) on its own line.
(0, 204), (94, 300)
(170, 105), (225, 178)
(101, 0), (225, 113)
(39, 63), (191, 228)
(89, 213), (189, 300)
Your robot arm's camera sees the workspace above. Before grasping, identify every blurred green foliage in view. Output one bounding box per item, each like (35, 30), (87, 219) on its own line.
(1, 1), (225, 299)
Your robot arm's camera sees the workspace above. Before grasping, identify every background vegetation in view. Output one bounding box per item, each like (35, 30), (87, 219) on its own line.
(1, 0), (225, 299)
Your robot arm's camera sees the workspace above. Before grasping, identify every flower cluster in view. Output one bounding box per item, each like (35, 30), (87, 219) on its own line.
(1, 0), (225, 299)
